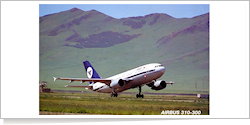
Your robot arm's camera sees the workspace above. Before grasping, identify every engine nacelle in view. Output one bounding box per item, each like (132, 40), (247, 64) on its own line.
(110, 79), (125, 89)
(151, 80), (167, 91)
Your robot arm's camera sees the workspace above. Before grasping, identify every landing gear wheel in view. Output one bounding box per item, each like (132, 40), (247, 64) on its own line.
(110, 93), (118, 97)
(110, 89), (118, 97)
(136, 94), (144, 98)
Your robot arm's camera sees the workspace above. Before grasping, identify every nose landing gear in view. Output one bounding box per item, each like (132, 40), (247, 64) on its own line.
(136, 86), (144, 98)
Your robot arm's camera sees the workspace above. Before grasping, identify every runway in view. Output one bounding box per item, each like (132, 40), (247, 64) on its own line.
(51, 89), (209, 97)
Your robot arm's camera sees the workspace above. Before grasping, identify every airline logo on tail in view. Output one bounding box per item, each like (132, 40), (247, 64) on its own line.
(87, 67), (93, 78)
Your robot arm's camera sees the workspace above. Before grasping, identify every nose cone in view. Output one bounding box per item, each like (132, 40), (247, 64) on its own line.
(160, 67), (166, 74)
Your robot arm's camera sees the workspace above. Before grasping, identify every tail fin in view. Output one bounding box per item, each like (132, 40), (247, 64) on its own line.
(83, 61), (101, 82)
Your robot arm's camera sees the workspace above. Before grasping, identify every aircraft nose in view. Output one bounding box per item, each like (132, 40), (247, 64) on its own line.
(160, 67), (165, 74)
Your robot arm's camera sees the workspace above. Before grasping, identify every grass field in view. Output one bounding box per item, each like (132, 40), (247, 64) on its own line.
(39, 92), (209, 115)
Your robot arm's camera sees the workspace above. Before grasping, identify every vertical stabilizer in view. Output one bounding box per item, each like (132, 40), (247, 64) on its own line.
(83, 61), (101, 84)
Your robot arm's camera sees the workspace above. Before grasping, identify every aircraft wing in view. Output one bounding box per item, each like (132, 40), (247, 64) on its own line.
(53, 77), (112, 85)
(64, 85), (93, 89)
(165, 81), (175, 85)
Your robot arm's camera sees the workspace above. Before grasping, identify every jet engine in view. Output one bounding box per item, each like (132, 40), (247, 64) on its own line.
(110, 79), (125, 89)
(150, 80), (166, 91)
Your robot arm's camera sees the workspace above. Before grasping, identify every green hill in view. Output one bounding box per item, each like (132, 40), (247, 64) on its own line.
(39, 8), (209, 94)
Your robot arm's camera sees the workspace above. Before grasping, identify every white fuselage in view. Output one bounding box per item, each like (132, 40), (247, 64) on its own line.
(90, 63), (165, 93)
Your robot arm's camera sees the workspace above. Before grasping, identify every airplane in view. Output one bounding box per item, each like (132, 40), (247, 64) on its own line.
(53, 60), (174, 98)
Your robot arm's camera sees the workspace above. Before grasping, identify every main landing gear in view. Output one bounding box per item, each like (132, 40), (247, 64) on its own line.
(110, 93), (118, 97)
(110, 89), (118, 97)
(136, 86), (144, 98)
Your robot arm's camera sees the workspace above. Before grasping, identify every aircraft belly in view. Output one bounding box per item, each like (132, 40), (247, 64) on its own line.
(96, 86), (112, 93)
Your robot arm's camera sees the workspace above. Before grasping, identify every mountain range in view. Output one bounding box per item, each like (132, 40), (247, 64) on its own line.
(39, 8), (209, 94)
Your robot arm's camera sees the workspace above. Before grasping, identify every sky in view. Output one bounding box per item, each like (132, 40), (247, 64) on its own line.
(39, 4), (209, 18)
